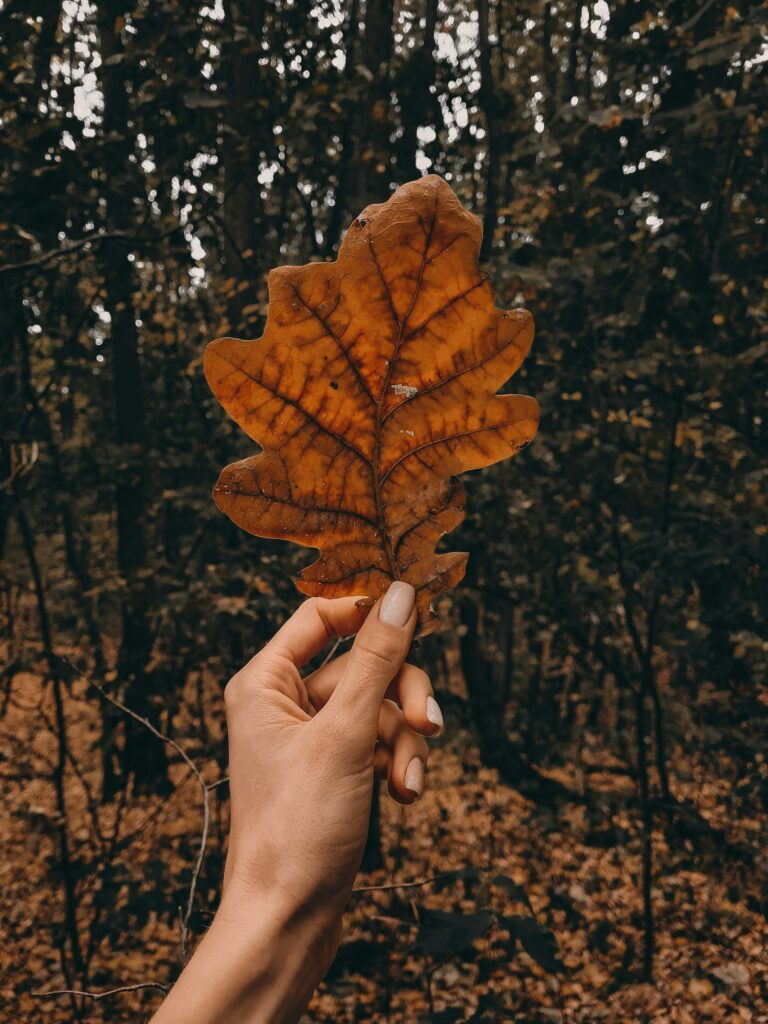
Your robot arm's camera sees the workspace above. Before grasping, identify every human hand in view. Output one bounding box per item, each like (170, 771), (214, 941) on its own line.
(221, 581), (443, 917)
(153, 581), (444, 1024)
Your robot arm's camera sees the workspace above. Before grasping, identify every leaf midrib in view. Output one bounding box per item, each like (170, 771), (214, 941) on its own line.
(369, 191), (439, 583)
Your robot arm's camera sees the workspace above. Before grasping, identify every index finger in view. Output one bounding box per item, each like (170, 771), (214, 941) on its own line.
(263, 595), (369, 670)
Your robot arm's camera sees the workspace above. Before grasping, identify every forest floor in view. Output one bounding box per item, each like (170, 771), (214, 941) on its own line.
(2, 661), (767, 1024)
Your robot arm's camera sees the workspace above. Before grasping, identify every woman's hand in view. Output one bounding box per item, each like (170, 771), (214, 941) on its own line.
(153, 582), (443, 1024)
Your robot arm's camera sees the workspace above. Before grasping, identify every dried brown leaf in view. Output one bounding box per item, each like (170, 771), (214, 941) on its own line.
(205, 176), (539, 632)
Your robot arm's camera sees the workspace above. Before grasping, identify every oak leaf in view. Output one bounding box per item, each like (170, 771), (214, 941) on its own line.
(205, 175), (539, 632)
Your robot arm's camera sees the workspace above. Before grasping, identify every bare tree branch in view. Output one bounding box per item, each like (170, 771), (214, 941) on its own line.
(0, 226), (181, 275)
(207, 775), (230, 790)
(352, 870), (470, 894)
(0, 231), (131, 274)
(34, 981), (168, 1001)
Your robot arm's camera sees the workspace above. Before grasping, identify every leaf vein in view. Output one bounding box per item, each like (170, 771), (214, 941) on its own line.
(217, 352), (370, 464)
(381, 419), (533, 485)
(288, 282), (377, 405)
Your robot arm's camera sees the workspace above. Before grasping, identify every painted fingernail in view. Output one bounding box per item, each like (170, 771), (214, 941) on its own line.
(405, 756), (425, 799)
(426, 696), (444, 734)
(379, 581), (415, 628)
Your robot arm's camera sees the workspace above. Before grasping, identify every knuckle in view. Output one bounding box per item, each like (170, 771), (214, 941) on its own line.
(258, 648), (290, 677)
(223, 657), (266, 711)
(380, 697), (402, 720)
(223, 674), (243, 711)
(318, 708), (346, 743)
(409, 665), (431, 690)
(317, 708), (357, 757)
(377, 698), (402, 736)
(302, 596), (332, 632)
(356, 631), (402, 667)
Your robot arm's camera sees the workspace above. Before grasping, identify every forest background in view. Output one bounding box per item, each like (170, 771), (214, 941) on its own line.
(1, 0), (767, 1021)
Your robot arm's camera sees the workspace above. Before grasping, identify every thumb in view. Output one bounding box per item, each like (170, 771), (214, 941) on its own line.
(326, 581), (416, 735)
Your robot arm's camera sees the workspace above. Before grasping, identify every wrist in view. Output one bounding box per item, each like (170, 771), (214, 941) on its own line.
(217, 875), (344, 973)
(153, 881), (343, 1024)
(215, 888), (342, 1023)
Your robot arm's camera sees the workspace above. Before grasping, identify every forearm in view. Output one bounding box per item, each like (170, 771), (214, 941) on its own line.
(152, 885), (342, 1024)
(153, 587), (423, 1021)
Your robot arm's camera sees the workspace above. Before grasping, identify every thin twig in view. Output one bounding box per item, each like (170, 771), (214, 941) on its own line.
(38, 704), (106, 851)
(83, 782), (131, 976)
(12, 483), (84, 985)
(0, 231), (131, 274)
(207, 775), (230, 790)
(34, 982), (168, 1001)
(352, 870), (467, 894)
(56, 655), (210, 964)
(676, 0), (719, 35)
(0, 226), (180, 275)
(318, 635), (343, 670)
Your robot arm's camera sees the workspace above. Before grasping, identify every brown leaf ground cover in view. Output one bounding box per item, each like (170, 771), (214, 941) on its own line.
(2, 660), (767, 1023)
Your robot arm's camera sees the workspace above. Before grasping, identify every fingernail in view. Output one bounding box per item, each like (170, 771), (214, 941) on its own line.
(426, 696), (444, 735)
(405, 756), (425, 799)
(379, 581), (415, 628)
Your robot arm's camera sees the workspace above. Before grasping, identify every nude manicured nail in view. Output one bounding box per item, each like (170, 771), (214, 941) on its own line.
(379, 581), (415, 627)
(426, 696), (444, 734)
(405, 756), (425, 798)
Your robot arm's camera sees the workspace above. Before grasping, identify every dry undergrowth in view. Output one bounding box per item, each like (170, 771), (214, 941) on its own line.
(2, 662), (766, 1023)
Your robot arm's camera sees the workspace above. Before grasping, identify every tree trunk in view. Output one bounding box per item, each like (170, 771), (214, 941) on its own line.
(565, 1), (584, 102)
(324, 0), (360, 256)
(361, 786), (384, 871)
(477, 0), (500, 258)
(634, 679), (655, 982)
(96, 0), (165, 792)
(222, 0), (267, 334)
(458, 595), (523, 780)
(395, 0), (438, 180)
(353, 0), (395, 870)
(354, 0), (395, 209)
(542, 1), (559, 128)
(12, 476), (86, 1000)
